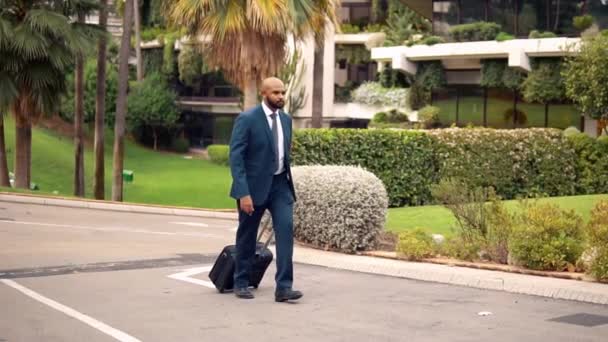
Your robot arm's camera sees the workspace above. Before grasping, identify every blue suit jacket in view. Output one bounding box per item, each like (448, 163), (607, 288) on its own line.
(229, 105), (296, 205)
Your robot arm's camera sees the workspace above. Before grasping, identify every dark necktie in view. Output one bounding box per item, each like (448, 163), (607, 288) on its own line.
(270, 112), (280, 173)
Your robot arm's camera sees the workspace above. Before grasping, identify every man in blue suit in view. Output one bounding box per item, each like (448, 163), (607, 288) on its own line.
(229, 77), (302, 302)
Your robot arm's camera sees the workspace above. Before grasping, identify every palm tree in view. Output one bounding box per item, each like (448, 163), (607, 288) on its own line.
(0, 0), (99, 189)
(165, 0), (339, 111)
(0, 113), (9, 187)
(112, 0), (134, 201)
(94, 0), (109, 200)
(134, 0), (143, 81)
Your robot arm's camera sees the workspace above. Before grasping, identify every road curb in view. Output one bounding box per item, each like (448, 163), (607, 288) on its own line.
(289, 246), (608, 305)
(0, 193), (238, 220)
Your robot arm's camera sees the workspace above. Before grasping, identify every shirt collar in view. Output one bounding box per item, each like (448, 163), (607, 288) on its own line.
(262, 101), (279, 117)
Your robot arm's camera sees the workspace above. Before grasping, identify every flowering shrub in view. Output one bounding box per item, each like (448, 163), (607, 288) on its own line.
(585, 200), (608, 281)
(351, 82), (409, 109)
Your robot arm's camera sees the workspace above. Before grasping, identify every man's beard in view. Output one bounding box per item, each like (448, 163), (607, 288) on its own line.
(268, 99), (285, 110)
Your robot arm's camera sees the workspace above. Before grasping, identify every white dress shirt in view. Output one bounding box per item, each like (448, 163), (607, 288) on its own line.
(262, 101), (285, 175)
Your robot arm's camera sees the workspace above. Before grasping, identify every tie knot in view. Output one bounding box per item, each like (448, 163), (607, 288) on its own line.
(270, 112), (277, 119)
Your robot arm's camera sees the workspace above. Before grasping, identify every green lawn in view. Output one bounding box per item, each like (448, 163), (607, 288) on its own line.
(2, 116), (234, 209)
(386, 194), (608, 236)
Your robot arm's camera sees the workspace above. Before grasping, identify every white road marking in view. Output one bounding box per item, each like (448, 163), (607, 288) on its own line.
(0, 220), (224, 239)
(167, 265), (215, 288)
(1, 279), (141, 342)
(169, 221), (209, 228)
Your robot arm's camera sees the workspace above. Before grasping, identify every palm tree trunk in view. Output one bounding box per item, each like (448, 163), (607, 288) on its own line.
(14, 117), (31, 189)
(134, 0), (143, 81)
(553, 0), (561, 32)
(243, 78), (258, 111)
(311, 45), (324, 128)
(94, 0), (108, 200)
(112, 0), (134, 202)
(0, 114), (10, 187)
(74, 12), (86, 197)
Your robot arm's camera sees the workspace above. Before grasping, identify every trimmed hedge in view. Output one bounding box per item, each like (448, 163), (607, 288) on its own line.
(292, 129), (438, 207)
(293, 128), (581, 207)
(567, 133), (608, 195)
(449, 22), (501, 42)
(207, 145), (230, 165)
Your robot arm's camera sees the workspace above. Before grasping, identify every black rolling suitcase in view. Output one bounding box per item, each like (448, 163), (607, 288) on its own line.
(208, 220), (274, 293)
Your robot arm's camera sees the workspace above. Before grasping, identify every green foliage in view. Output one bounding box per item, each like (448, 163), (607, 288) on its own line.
(178, 45), (207, 86)
(420, 36), (445, 45)
(522, 58), (566, 104)
(335, 44), (370, 65)
(427, 128), (578, 200)
(496, 32), (515, 41)
(481, 60), (524, 90)
(449, 22), (501, 42)
(127, 73), (180, 148)
(563, 126), (581, 137)
(61, 59), (118, 127)
(213, 116), (234, 144)
(143, 48), (164, 75)
(171, 137), (190, 153)
(334, 82), (355, 103)
(529, 30), (558, 38)
(292, 129), (438, 207)
(396, 228), (435, 261)
(562, 35), (608, 121)
(207, 144), (230, 165)
(509, 203), (584, 271)
(418, 105), (440, 128)
(416, 61), (446, 91)
(162, 34), (178, 76)
(378, 67), (410, 88)
(431, 179), (514, 263)
(573, 15), (594, 32)
(407, 82), (430, 110)
(585, 200), (608, 280)
(567, 133), (608, 195)
(383, 0), (431, 46)
(340, 24), (361, 34)
(364, 23), (385, 33)
(372, 109), (408, 124)
(140, 26), (166, 42)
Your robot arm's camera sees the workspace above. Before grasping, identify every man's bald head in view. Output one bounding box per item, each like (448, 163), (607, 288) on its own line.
(261, 77), (286, 111)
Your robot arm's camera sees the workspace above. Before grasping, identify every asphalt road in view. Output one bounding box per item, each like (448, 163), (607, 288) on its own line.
(1, 201), (607, 342)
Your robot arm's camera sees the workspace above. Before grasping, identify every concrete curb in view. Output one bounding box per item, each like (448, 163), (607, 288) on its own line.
(0, 193), (238, 220)
(288, 246), (608, 306)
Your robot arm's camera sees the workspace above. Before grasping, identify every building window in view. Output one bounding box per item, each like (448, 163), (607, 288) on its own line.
(458, 86), (485, 126)
(548, 101), (580, 129)
(432, 87), (458, 125)
(485, 87), (516, 128)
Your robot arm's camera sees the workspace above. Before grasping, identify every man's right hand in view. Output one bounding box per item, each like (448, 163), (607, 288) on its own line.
(239, 195), (254, 215)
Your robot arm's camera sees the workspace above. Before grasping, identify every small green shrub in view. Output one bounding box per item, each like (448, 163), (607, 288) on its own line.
(563, 126), (581, 137)
(171, 137), (190, 154)
(207, 144), (230, 165)
(573, 15), (594, 32)
(586, 201), (608, 281)
(503, 108), (527, 126)
(421, 36), (445, 45)
(509, 203), (584, 271)
(364, 23), (385, 33)
(449, 22), (501, 42)
(496, 32), (515, 41)
(373, 112), (387, 123)
(567, 133), (608, 195)
(396, 228), (435, 261)
(529, 30), (557, 39)
(408, 82), (431, 110)
(340, 23), (361, 34)
(441, 235), (482, 261)
(418, 105), (440, 128)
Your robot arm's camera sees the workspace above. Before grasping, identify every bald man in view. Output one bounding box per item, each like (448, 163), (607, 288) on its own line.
(228, 77), (302, 302)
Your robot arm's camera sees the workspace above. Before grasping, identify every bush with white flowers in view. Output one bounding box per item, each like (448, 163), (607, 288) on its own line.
(288, 165), (388, 253)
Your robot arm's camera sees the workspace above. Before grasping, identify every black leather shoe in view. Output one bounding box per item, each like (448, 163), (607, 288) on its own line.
(275, 288), (303, 302)
(234, 287), (254, 299)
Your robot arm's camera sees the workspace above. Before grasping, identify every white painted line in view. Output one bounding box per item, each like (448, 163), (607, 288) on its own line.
(1, 220), (224, 239)
(1, 279), (141, 342)
(167, 265), (215, 289)
(169, 221), (209, 228)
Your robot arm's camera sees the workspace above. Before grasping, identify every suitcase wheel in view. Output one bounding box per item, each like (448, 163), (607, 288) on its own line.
(219, 289), (225, 293)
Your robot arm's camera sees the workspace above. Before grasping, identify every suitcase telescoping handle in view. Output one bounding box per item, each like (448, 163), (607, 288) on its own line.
(257, 217), (274, 249)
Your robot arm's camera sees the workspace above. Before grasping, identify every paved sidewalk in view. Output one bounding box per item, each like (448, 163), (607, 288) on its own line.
(0, 192), (238, 220)
(3, 193), (607, 305)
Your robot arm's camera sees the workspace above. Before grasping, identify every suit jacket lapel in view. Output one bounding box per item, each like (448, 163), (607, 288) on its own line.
(257, 105), (275, 151)
(279, 111), (290, 159)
